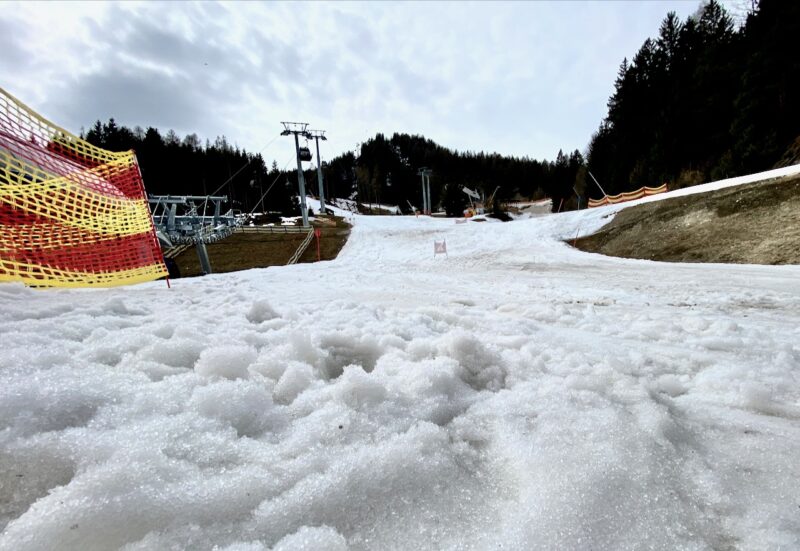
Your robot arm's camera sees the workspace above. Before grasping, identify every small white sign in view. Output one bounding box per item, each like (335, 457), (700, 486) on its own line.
(434, 240), (447, 257)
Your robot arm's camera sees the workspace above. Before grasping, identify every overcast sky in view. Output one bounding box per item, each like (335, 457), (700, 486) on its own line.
(2, 1), (713, 166)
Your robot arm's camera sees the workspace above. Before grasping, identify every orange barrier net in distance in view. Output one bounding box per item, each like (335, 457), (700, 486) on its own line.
(588, 183), (668, 208)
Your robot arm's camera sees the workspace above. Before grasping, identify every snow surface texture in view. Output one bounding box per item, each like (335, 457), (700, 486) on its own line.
(2, 166), (800, 550)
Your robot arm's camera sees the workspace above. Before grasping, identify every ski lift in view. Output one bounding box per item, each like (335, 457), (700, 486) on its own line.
(299, 147), (312, 162)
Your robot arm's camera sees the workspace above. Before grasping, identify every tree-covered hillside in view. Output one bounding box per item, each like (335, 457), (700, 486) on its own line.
(83, 121), (582, 216)
(82, 120), (300, 217)
(585, 0), (800, 199)
(326, 133), (583, 215)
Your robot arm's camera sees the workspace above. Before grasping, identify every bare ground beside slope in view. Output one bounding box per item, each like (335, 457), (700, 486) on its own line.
(574, 173), (800, 264)
(173, 217), (350, 277)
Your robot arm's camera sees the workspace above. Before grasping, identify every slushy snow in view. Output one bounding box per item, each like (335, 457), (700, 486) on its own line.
(2, 166), (800, 550)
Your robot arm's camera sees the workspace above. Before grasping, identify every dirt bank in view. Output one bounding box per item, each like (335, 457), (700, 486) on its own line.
(574, 174), (800, 264)
(174, 217), (350, 277)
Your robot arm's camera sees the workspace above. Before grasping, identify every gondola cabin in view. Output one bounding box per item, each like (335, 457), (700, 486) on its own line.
(299, 147), (312, 162)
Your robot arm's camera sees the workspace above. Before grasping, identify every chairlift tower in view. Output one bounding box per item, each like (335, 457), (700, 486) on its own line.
(281, 122), (312, 228)
(425, 171), (432, 214)
(417, 167), (433, 215)
(308, 129), (327, 216)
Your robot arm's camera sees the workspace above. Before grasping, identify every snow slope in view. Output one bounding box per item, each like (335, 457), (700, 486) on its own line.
(1, 169), (800, 550)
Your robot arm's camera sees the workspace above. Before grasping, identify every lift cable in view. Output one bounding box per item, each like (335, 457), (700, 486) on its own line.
(247, 156), (295, 217)
(201, 131), (284, 216)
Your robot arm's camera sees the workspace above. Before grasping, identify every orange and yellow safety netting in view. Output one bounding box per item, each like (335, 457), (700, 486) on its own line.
(588, 183), (668, 208)
(0, 87), (167, 287)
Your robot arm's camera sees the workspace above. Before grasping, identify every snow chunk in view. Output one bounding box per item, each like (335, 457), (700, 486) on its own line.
(190, 379), (286, 437)
(440, 331), (506, 391)
(270, 526), (347, 551)
(195, 345), (257, 379)
(740, 382), (787, 417)
(246, 300), (279, 324)
(273, 361), (315, 404)
(652, 374), (689, 397)
(319, 331), (382, 379)
(139, 338), (204, 368)
(98, 297), (143, 316)
(219, 542), (267, 551)
(333, 365), (387, 409)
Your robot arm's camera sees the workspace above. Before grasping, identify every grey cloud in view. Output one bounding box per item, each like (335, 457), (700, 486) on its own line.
(187, 1), (231, 32)
(55, 6), (293, 135)
(0, 20), (27, 71)
(293, 9), (381, 100)
(44, 67), (210, 136)
(80, 5), (280, 105)
(125, 25), (202, 68)
(0, 18), (33, 73)
(332, 10), (377, 58)
(389, 60), (449, 107)
(252, 29), (307, 86)
(125, 23), (252, 88)
(10, 2), (381, 145)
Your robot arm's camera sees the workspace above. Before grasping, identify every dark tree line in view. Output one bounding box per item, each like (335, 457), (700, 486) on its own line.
(326, 132), (583, 215)
(82, 120), (300, 216)
(84, 118), (583, 216)
(585, 0), (800, 199)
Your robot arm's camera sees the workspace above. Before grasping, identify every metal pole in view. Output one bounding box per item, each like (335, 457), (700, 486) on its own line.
(425, 173), (432, 215)
(573, 186), (582, 210)
(424, 173), (429, 214)
(420, 172), (427, 214)
(167, 203), (177, 232)
(314, 136), (326, 216)
(588, 170), (608, 198)
(293, 132), (309, 227)
(196, 241), (212, 275)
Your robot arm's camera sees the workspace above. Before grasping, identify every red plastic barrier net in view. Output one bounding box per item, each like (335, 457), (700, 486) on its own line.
(0, 87), (167, 287)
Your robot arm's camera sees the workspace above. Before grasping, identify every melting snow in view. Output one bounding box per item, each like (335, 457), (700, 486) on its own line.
(1, 167), (800, 550)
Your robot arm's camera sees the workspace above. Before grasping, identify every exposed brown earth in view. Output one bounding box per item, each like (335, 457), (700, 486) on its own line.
(573, 173), (800, 265)
(173, 217), (351, 278)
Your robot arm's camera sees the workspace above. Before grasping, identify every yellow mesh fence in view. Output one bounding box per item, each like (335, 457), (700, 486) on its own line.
(0, 223), (135, 252)
(0, 175), (154, 236)
(0, 258), (168, 288)
(0, 86), (167, 287)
